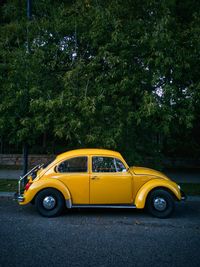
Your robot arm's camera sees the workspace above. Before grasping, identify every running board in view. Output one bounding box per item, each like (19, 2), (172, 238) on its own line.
(71, 204), (136, 209)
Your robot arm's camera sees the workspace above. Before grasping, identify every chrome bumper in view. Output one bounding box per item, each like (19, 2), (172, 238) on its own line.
(14, 192), (24, 202)
(181, 190), (187, 201)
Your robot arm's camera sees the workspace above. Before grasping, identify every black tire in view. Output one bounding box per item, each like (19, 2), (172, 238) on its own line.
(146, 189), (175, 218)
(35, 188), (64, 217)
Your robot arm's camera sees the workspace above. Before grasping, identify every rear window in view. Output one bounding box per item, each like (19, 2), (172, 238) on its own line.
(42, 158), (55, 169)
(58, 157), (88, 173)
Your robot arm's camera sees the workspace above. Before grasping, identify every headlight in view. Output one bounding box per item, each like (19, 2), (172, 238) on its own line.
(178, 185), (181, 190)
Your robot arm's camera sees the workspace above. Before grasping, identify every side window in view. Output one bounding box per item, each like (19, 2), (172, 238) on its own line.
(92, 157), (126, 173)
(115, 158), (126, 172)
(58, 157), (88, 173)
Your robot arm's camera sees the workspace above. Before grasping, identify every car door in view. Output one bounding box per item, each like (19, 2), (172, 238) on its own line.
(54, 156), (90, 204)
(90, 156), (133, 204)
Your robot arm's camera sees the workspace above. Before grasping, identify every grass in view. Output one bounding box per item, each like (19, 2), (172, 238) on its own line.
(0, 179), (18, 192)
(0, 179), (200, 195)
(0, 165), (22, 170)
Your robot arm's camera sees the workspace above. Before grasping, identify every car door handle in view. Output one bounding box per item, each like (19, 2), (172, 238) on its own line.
(91, 176), (100, 180)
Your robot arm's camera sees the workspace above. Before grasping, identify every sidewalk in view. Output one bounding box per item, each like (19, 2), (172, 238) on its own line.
(0, 169), (21, 179)
(165, 169), (200, 184)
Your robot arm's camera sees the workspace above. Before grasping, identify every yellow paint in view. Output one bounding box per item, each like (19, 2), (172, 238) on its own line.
(47, 172), (90, 204)
(129, 166), (170, 180)
(90, 172), (133, 204)
(19, 178), (71, 205)
(18, 148), (182, 208)
(135, 179), (181, 209)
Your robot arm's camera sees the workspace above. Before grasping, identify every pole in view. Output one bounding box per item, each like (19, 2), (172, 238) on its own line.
(27, 0), (32, 20)
(22, 1), (32, 180)
(23, 144), (29, 176)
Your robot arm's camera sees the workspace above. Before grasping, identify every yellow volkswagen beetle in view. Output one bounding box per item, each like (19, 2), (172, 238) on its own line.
(15, 149), (186, 218)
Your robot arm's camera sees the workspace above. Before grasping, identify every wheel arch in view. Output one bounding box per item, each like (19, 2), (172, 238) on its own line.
(21, 178), (71, 206)
(32, 186), (65, 204)
(145, 186), (179, 203)
(134, 179), (181, 209)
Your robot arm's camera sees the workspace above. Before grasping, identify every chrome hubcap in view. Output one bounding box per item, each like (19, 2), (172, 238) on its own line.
(153, 197), (167, 211)
(43, 196), (56, 210)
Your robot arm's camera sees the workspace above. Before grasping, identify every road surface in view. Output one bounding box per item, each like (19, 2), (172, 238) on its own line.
(0, 198), (199, 267)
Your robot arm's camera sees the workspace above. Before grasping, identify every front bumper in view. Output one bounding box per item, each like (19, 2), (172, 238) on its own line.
(181, 190), (187, 201)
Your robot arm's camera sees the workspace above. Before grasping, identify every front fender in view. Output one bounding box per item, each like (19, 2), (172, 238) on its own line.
(134, 179), (181, 209)
(20, 178), (71, 205)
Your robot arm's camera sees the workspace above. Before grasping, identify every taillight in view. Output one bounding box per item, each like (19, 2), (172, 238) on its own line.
(25, 182), (32, 191)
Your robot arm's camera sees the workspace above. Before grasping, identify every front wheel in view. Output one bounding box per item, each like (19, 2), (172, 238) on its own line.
(35, 188), (64, 217)
(146, 189), (175, 218)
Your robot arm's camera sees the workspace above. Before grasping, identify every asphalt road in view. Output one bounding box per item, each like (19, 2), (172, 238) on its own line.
(0, 199), (200, 267)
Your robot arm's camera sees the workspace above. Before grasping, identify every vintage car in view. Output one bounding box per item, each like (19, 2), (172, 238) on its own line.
(15, 149), (186, 218)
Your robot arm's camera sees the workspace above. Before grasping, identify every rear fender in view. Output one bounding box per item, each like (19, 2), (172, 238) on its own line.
(20, 178), (71, 205)
(134, 179), (181, 209)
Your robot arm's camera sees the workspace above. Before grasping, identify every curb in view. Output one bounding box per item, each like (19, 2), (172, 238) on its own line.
(0, 192), (200, 202)
(0, 192), (15, 198)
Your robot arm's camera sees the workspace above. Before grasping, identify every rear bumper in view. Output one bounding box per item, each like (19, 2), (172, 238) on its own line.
(14, 192), (24, 202)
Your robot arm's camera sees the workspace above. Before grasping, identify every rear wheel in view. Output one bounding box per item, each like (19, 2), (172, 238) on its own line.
(146, 189), (175, 218)
(35, 188), (64, 217)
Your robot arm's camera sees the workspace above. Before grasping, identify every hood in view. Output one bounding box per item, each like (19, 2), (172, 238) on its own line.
(129, 166), (169, 180)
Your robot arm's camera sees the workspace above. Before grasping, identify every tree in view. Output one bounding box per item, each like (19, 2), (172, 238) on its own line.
(0, 0), (200, 170)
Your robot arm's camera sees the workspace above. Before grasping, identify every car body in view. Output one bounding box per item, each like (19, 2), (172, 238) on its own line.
(15, 148), (186, 218)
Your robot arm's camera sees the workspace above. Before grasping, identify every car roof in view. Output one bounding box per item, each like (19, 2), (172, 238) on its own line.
(56, 148), (121, 160)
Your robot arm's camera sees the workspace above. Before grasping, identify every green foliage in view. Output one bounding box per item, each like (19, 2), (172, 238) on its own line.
(0, 0), (200, 167)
